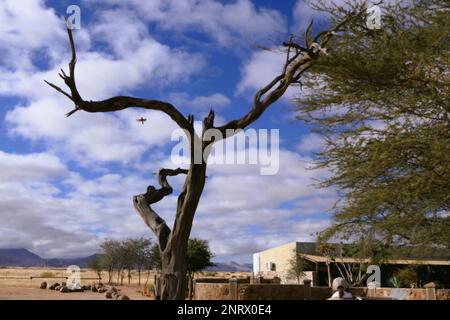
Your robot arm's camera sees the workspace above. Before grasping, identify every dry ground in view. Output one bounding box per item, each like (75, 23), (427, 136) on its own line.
(0, 285), (152, 300)
(0, 267), (250, 300)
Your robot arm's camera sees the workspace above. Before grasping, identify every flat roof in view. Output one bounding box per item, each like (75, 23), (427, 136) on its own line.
(301, 253), (450, 266)
(255, 242), (450, 266)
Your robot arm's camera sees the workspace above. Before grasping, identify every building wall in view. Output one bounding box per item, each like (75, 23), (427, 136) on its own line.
(194, 283), (229, 300)
(255, 242), (317, 284)
(194, 281), (450, 300)
(256, 242), (295, 278)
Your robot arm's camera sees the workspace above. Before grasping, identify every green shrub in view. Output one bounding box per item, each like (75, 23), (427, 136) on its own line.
(395, 268), (418, 288)
(40, 271), (55, 278)
(389, 276), (403, 288)
(203, 272), (217, 277)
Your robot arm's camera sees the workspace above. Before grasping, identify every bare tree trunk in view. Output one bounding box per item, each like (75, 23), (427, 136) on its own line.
(188, 272), (194, 300)
(326, 262), (332, 288)
(138, 269), (141, 286)
(132, 163), (206, 299)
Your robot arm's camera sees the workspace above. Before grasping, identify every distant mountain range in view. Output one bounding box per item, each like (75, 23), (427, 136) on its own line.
(206, 261), (252, 272)
(0, 249), (100, 268)
(0, 248), (252, 272)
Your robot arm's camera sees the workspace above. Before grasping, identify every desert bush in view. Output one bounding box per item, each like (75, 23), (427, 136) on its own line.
(203, 272), (217, 277)
(396, 268), (418, 288)
(389, 276), (403, 288)
(40, 271), (55, 278)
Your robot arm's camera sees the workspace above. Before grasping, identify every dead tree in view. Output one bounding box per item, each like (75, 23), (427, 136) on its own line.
(47, 11), (363, 299)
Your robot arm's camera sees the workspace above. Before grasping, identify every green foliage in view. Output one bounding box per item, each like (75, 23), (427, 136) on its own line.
(389, 276), (403, 288)
(97, 237), (155, 284)
(187, 238), (215, 276)
(88, 257), (103, 278)
(296, 0), (450, 256)
(40, 271), (55, 278)
(150, 243), (162, 271)
(150, 238), (215, 275)
(203, 271), (218, 277)
(287, 250), (309, 284)
(395, 268), (419, 288)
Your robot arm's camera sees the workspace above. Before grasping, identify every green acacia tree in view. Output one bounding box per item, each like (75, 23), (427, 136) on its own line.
(186, 238), (215, 299)
(88, 257), (103, 280)
(297, 0), (450, 257)
(287, 249), (311, 284)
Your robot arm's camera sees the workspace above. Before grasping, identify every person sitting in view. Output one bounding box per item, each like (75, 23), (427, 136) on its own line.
(330, 277), (353, 299)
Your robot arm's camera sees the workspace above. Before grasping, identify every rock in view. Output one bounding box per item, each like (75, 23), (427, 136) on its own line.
(40, 282), (47, 289)
(98, 287), (106, 293)
(61, 282), (66, 286)
(82, 285), (91, 291)
(55, 285), (63, 291)
(71, 288), (84, 293)
(97, 282), (104, 287)
(91, 286), (98, 292)
(105, 291), (113, 299)
(60, 286), (70, 293)
(112, 292), (119, 300)
(107, 286), (118, 293)
(118, 295), (130, 300)
(49, 283), (60, 290)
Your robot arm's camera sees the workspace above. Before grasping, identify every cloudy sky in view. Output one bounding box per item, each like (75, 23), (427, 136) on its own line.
(0, 0), (341, 262)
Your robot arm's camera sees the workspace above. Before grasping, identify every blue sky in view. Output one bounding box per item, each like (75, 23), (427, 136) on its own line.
(0, 0), (340, 262)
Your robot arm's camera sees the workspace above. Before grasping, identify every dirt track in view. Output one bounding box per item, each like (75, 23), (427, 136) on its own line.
(0, 286), (153, 300)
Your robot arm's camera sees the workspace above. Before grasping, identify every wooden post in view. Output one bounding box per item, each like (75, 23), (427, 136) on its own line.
(424, 282), (436, 300)
(303, 279), (312, 300)
(229, 278), (238, 300)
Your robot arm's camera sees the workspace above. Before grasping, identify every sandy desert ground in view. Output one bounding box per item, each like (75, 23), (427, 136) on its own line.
(0, 267), (250, 300)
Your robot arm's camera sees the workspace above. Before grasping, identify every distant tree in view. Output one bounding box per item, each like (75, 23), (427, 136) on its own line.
(88, 257), (103, 280)
(133, 237), (153, 286)
(100, 240), (121, 284)
(186, 238), (215, 299)
(115, 241), (128, 285)
(317, 243), (335, 287)
(150, 243), (162, 271)
(287, 250), (309, 284)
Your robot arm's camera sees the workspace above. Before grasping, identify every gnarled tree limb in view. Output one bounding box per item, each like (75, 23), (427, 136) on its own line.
(45, 27), (194, 133)
(211, 7), (366, 142)
(133, 168), (188, 251)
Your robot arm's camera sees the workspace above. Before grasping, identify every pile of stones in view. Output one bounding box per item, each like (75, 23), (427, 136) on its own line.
(91, 282), (130, 300)
(39, 281), (130, 300)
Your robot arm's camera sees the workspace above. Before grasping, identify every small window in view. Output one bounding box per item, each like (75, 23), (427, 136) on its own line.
(265, 262), (276, 271)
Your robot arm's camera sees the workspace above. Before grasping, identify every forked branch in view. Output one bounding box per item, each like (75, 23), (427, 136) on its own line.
(212, 7), (366, 142)
(45, 26), (194, 133)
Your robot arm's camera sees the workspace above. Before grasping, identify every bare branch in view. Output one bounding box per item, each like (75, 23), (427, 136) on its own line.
(45, 27), (194, 132)
(133, 168), (188, 251)
(304, 19), (314, 48)
(43, 80), (73, 101)
(211, 8), (365, 142)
